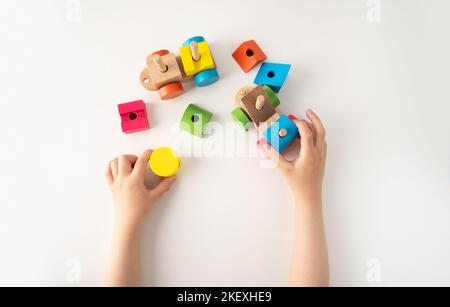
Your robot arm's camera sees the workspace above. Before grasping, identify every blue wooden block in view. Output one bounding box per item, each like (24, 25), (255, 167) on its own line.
(194, 68), (220, 87)
(182, 36), (205, 46)
(254, 62), (291, 93)
(263, 115), (299, 152)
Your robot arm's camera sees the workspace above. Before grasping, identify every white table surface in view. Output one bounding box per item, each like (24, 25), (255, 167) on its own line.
(0, 0), (449, 286)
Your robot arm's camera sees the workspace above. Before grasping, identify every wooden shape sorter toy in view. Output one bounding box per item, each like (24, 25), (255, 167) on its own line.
(232, 40), (267, 73)
(231, 85), (299, 153)
(140, 49), (185, 100)
(118, 100), (149, 134)
(179, 36), (220, 87)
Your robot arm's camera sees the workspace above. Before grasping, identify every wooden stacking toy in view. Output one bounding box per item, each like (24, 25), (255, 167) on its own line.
(179, 36), (220, 87)
(140, 49), (185, 100)
(232, 85), (299, 153)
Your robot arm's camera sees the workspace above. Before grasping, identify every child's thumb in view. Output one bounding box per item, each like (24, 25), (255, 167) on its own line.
(149, 176), (176, 199)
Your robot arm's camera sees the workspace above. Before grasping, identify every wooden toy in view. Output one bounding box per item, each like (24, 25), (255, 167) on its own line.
(240, 85), (277, 126)
(179, 36), (220, 87)
(232, 40), (267, 73)
(261, 115), (299, 152)
(180, 103), (213, 138)
(263, 85), (280, 108)
(118, 100), (149, 134)
(231, 85), (299, 153)
(140, 49), (185, 100)
(231, 85), (281, 130)
(254, 62), (291, 93)
(149, 147), (181, 177)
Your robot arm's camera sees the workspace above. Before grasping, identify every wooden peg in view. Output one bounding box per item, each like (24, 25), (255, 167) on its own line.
(190, 41), (201, 61)
(279, 129), (288, 138)
(255, 95), (265, 111)
(152, 54), (168, 73)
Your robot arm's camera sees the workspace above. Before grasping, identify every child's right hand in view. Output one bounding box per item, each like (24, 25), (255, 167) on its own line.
(105, 150), (176, 231)
(261, 109), (327, 205)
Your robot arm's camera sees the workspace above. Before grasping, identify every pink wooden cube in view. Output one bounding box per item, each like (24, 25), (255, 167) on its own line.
(288, 114), (298, 121)
(257, 137), (269, 150)
(118, 100), (149, 134)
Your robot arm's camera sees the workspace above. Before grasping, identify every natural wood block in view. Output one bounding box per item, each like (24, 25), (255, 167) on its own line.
(146, 53), (183, 89)
(240, 85), (277, 126)
(140, 68), (158, 91)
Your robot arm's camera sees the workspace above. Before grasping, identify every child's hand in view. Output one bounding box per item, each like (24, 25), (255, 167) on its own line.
(261, 109), (327, 205)
(105, 150), (176, 230)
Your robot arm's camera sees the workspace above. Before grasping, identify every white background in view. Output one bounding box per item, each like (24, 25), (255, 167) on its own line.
(0, 0), (449, 286)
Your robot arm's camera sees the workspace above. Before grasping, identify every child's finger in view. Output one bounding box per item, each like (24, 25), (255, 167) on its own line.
(306, 120), (317, 145)
(133, 149), (153, 179)
(306, 109), (326, 143)
(294, 120), (314, 157)
(149, 177), (176, 199)
(105, 163), (114, 186)
(263, 143), (293, 173)
(110, 158), (119, 179)
(118, 155), (138, 175)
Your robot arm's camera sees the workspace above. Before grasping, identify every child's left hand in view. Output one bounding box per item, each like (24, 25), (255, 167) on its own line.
(105, 150), (176, 231)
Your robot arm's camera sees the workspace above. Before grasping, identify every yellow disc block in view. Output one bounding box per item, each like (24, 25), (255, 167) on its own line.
(148, 147), (181, 177)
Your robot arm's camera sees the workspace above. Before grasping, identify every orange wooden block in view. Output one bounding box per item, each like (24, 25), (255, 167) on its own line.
(159, 82), (184, 100)
(232, 40), (267, 73)
(149, 50), (170, 57)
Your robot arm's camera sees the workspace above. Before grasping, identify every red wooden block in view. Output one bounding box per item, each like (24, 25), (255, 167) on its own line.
(118, 100), (150, 134)
(232, 40), (267, 73)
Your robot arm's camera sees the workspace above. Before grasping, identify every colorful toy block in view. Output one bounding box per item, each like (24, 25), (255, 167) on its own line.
(149, 147), (181, 178)
(254, 62), (291, 93)
(231, 108), (251, 131)
(232, 85), (283, 131)
(180, 104), (213, 138)
(263, 85), (280, 108)
(118, 100), (149, 134)
(140, 49), (185, 100)
(262, 115), (299, 153)
(288, 114), (301, 139)
(240, 85), (277, 126)
(232, 40), (267, 73)
(194, 68), (220, 87)
(180, 36), (220, 87)
(158, 82), (185, 100)
(146, 52), (183, 89)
